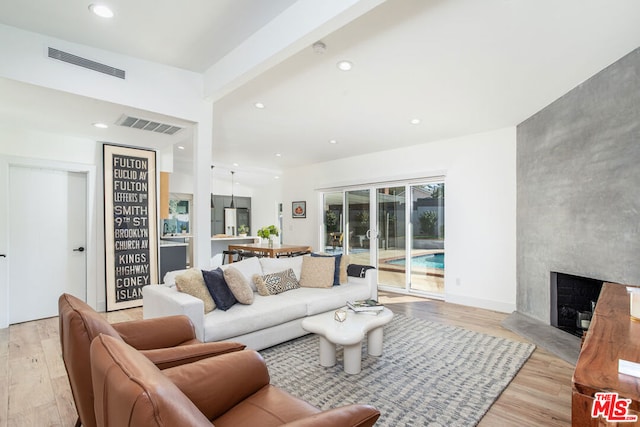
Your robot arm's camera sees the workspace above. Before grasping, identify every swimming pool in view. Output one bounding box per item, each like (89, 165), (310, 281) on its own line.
(386, 253), (444, 269)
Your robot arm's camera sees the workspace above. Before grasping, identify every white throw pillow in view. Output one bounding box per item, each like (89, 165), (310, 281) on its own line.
(220, 256), (262, 291)
(259, 256), (304, 280)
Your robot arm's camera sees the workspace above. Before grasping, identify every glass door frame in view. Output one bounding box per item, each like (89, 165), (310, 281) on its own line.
(319, 176), (445, 299)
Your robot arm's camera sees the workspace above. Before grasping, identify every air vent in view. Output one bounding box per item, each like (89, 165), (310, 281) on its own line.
(48, 47), (125, 79)
(116, 115), (183, 135)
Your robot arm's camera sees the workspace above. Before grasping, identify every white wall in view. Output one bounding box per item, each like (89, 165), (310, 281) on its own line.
(0, 126), (105, 314)
(281, 127), (517, 313)
(0, 25), (213, 313)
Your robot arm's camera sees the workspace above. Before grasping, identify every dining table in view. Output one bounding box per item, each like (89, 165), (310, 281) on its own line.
(226, 242), (312, 261)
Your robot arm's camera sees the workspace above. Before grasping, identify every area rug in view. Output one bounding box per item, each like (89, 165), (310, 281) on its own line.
(259, 313), (535, 426)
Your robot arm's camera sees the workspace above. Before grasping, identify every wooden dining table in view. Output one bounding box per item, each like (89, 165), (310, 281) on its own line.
(226, 242), (312, 261)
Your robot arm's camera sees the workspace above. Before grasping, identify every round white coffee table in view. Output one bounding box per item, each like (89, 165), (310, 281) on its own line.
(301, 307), (394, 374)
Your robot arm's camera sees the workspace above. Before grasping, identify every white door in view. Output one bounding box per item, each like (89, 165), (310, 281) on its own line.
(8, 165), (87, 324)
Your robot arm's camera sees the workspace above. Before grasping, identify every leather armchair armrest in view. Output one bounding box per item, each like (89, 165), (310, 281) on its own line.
(140, 341), (246, 370)
(163, 349), (270, 420)
(282, 405), (380, 427)
(112, 315), (196, 349)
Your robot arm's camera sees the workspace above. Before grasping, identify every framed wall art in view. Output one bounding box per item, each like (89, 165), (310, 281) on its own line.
(292, 201), (306, 218)
(103, 144), (158, 311)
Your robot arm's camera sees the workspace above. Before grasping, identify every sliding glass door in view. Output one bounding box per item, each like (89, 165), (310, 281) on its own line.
(375, 186), (406, 290)
(408, 183), (445, 294)
(321, 179), (444, 298)
(345, 189), (372, 266)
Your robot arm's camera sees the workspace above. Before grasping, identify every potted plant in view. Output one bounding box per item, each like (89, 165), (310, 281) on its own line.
(238, 224), (249, 237)
(257, 225), (279, 247)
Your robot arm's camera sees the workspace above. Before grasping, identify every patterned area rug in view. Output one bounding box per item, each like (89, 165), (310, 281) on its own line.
(260, 313), (535, 426)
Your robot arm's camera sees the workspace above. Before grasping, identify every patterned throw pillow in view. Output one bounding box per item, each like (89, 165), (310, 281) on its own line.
(253, 268), (300, 296)
(175, 268), (216, 313)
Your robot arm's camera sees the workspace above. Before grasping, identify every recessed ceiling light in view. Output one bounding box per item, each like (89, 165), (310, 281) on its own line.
(329, 139), (338, 144)
(177, 145), (185, 150)
(92, 122), (108, 129)
(274, 176), (280, 179)
(88, 4), (114, 18)
(233, 162), (239, 167)
(337, 61), (353, 71)
(275, 153), (282, 157)
(254, 102), (265, 109)
(410, 118), (421, 125)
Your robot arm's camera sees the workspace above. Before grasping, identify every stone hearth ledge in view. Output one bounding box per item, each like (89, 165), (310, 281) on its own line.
(502, 311), (580, 365)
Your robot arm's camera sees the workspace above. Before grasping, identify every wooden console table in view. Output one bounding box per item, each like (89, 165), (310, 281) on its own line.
(573, 282), (640, 426)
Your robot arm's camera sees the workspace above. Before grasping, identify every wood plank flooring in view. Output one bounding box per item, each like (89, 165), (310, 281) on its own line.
(0, 292), (573, 426)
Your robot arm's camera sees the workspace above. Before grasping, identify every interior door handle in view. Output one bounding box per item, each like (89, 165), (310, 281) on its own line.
(0, 254), (6, 257)
(73, 247), (85, 252)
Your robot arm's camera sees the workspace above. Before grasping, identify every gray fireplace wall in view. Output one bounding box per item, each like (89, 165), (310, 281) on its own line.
(516, 47), (640, 323)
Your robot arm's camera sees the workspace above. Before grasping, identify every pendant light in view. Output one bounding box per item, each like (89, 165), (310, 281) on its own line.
(230, 171), (236, 208)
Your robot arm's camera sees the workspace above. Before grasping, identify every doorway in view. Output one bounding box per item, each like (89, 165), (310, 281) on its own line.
(1, 160), (90, 325)
(321, 178), (445, 298)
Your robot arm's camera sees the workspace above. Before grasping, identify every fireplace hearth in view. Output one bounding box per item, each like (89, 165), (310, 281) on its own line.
(550, 272), (603, 338)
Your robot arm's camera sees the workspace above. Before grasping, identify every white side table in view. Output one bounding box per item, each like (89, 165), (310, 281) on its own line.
(301, 307), (394, 374)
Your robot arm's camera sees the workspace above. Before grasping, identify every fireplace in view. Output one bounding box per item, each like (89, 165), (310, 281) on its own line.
(550, 272), (603, 338)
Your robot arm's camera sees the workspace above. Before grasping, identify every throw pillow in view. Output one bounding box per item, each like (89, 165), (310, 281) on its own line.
(202, 268), (237, 311)
(299, 256), (335, 288)
(310, 252), (346, 285)
(222, 267), (254, 304)
(163, 268), (189, 287)
(259, 256), (304, 280)
(175, 268), (216, 313)
(253, 268), (300, 296)
(220, 256), (262, 292)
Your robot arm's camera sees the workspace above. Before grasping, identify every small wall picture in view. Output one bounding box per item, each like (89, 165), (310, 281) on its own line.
(292, 201), (306, 218)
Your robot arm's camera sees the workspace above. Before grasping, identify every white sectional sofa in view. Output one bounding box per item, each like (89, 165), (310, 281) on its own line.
(142, 255), (377, 351)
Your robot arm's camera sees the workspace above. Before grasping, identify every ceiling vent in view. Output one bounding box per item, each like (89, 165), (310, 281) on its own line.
(116, 115), (183, 135)
(48, 47), (125, 79)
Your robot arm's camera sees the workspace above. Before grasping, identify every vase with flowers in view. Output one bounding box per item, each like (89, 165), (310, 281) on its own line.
(257, 225), (279, 248)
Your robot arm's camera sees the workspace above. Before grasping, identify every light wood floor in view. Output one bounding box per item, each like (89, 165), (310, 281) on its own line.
(0, 292), (573, 426)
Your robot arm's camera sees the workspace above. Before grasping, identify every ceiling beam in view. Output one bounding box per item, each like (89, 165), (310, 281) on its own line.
(203, 0), (386, 102)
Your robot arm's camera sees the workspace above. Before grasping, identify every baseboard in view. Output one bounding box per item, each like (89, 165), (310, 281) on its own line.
(444, 293), (515, 313)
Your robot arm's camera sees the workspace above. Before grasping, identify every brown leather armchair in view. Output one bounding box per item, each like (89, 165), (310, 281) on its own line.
(58, 293), (246, 427)
(91, 333), (381, 427)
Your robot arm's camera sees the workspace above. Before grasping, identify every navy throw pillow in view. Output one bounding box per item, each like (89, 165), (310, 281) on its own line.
(202, 268), (237, 311)
(311, 253), (341, 286)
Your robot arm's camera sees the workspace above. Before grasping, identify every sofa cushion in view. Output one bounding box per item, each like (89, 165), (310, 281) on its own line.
(220, 257), (262, 292)
(286, 283), (373, 316)
(259, 257), (303, 280)
(202, 268), (237, 311)
(175, 268), (216, 313)
(299, 256), (335, 288)
(223, 267), (254, 305)
(253, 269), (300, 296)
(202, 294), (307, 342)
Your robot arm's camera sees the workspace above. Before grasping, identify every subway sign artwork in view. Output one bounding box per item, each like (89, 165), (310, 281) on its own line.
(104, 145), (158, 311)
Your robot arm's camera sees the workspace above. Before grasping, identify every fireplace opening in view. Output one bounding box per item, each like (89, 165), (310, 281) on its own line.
(550, 272), (603, 338)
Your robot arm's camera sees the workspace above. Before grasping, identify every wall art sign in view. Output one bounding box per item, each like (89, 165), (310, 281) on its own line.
(103, 144), (158, 311)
